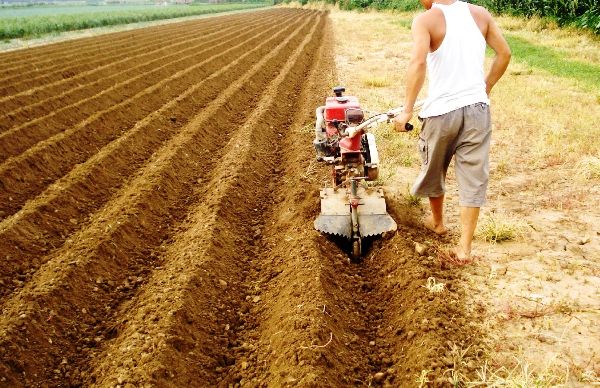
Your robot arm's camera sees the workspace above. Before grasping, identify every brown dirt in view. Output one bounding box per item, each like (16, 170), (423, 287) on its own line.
(0, 8), (483, 387)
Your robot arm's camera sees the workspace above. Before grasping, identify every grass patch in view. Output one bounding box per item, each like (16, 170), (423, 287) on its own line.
(0, 3), (268, 39)
(471, 358), (570, 387)
(575, 156), (600, 180)
(361, 75), (391, 88)
(504, 34), (600, 92)
(403, 184), (421, 206)
(476, 212), (529, 243)
(394, 16), (413, 30)
(374, 122), (419, 168)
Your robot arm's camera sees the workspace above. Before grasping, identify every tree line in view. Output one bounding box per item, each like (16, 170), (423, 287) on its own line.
(279, 0), (599, 34)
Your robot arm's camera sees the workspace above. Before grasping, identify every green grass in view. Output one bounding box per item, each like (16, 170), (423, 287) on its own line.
(0, 3), (268, 40)
(503, 34), (600, 92)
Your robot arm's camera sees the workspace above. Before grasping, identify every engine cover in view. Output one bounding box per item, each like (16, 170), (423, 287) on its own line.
(325, 96), (361, 121)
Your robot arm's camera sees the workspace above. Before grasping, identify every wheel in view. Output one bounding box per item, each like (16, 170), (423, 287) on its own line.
(351, 238), (362, 260)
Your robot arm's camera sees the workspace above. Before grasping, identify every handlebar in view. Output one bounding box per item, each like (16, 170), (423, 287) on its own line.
(342, 100), (424, 137)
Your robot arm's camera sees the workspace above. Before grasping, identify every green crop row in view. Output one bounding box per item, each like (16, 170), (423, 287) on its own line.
(0, 3), (268, 40)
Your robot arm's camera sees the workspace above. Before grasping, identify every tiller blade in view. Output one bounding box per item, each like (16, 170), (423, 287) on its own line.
(314, 187), (396, 238)
(314, 188), (352, 238)
(355, 187), (397, 237)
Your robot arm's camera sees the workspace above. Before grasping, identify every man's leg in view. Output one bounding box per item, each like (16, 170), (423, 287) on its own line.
(456, 206), (480, 258)
(454, 103), (491, 259)
(424, 195), (447, 235)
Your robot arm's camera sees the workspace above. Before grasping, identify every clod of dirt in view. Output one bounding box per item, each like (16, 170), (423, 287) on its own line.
(414, 242), (427, 255)
(373, 372), (385, 383)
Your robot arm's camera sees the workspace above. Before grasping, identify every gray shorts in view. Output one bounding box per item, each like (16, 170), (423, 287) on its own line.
(411, 102), (491, 207)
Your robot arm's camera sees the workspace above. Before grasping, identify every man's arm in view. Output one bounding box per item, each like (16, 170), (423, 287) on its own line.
(394, 13), (430, 132)
(484, 11), (511, 95)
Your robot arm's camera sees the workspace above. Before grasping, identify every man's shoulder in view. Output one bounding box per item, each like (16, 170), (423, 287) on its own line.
(413, 7), (443, 28)
(467, 3), (492, 22)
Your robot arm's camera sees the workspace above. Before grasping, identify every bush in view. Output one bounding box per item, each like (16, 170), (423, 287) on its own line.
(575, 6), (600, 34)
(470, 0), (600, 34)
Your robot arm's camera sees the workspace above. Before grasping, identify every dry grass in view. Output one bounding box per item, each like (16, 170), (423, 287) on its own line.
(423, 277), (445, 293)
(468, 358), (570, 387)
(361, 75), (392, 88)
(575, 155), (600, 181)
(475, 212), (530, 243)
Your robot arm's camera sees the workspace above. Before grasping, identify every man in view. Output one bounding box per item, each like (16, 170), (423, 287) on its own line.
(393, 0), (511, 259)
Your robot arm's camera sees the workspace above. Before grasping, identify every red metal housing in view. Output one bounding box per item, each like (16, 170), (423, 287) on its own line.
(324, 96), (361, 138)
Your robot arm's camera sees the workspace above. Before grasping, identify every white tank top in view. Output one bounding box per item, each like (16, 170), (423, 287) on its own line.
(419, 1), (489, 118)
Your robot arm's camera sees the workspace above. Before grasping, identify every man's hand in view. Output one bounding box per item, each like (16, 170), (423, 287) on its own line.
(392, 111), (413, 132)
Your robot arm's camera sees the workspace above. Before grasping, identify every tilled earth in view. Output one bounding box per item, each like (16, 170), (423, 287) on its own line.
(0, 9), (482, 387)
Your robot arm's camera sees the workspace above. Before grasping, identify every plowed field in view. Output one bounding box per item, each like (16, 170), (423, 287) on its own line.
(0, 9), (482, 387)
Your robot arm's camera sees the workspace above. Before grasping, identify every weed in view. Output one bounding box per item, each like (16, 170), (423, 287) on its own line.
(295, 123), (314, 134)
(362, 75), (391, 88)
(580, 369), (600, 384)
(404, 185), (421, 206)
(475, 212), (529, 243)
(575, 155), (600, 180)
(468, 356), (570, 386)
(415, 369), (432, 387)
(491, 158), (511, 177)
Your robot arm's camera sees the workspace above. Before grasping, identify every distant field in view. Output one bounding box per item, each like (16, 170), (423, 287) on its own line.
(0, 2), (268, 39)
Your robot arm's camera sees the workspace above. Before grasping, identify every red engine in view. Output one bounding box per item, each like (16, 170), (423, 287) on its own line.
(314, 86), (365, 159)
(313, 87), (379, 186)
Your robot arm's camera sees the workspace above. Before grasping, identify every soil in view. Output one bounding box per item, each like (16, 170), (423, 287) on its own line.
(2, 6), (596, 388)
(0, 8), (482, 387)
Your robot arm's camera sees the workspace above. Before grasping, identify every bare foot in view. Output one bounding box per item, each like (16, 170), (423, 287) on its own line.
(451, 246), (470, 260)
(423, 215), (448, 235)
(438, 246), (477, 267)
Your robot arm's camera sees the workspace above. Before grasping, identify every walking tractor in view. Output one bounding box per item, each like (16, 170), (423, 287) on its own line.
(312, 87), (414, 259)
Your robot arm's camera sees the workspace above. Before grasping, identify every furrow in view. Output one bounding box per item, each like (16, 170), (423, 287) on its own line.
(0, 10), (264, 100)
(0, 14), (289, 219)
(0, 11), (304, 300)
(0, 19), (216, 89)
(87, 12), (324, 386)
(0, 9), (263, 69)
(0, 13), (274, 144)
(0, 11), (289, 130)
(213, 15), (370, 386)
(0, 11), (255, 79)
(0, 9), (315, 387)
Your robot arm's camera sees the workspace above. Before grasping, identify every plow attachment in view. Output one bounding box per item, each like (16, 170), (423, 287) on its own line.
(314, 187), (397, 239)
